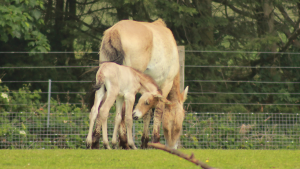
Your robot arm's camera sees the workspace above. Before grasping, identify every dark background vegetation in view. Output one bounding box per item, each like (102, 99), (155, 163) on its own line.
(1, 0), (300, 149)
(1, 0), (300, 113)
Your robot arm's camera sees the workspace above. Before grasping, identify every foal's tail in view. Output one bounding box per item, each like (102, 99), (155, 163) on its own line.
(88, 78), (105, 112)
(100, 29), (125, 65)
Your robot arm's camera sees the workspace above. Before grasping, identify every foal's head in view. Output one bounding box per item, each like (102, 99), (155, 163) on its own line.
(132, 92), (170, 120)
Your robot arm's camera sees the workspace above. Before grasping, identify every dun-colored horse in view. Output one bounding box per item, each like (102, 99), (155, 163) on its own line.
(97, 19), (188, 149)
(86, 62), (170, 149)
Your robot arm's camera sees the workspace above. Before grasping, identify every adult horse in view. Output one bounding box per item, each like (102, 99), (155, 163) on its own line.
(96, 19), (188, 149)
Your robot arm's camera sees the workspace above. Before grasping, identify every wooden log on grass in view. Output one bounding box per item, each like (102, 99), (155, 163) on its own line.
(148, 143), (216, 169)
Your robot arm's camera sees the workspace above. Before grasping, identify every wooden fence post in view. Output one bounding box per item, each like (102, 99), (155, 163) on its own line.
(178, 46), (185, 92)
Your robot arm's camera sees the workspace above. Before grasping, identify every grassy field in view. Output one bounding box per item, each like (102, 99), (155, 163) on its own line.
(0, 149), (299, 169)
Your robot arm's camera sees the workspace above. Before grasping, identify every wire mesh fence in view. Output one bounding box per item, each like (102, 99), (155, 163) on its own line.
(0, 111), (299, 149)
(1, 51), (300, 149)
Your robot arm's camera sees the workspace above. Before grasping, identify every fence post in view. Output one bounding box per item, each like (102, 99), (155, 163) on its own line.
(178, 46), (185, 92)
(47, 79), (51, 128)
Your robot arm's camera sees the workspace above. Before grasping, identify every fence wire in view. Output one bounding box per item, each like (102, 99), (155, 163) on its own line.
(1, 51), (300, 150)
(0, 111), (299, 149)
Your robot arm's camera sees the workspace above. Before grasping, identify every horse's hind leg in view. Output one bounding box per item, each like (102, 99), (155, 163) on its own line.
(141, 109), (152, 149)
(91, 113), (101, 149)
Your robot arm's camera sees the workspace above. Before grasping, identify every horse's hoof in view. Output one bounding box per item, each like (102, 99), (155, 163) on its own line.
(112, 144), (117, 149)
(104, 145), (111, 150)
(129, 145), (137, 150)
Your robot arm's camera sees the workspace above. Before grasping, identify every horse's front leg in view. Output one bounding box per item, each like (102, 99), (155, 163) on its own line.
(141, 109), (152, 149)
(124, 94), (137, 149)
(152, 81), (172, 143)
(119, 103), (130, 149)
(152, 101), (165, 143)
(111, 97), (124, 149)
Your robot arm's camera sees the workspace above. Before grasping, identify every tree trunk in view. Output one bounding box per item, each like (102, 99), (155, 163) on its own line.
(194, 0), (214, 46)
(52, 0), (64, 55)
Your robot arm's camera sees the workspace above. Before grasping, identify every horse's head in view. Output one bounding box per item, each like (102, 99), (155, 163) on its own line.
(132, 92), (171, 120)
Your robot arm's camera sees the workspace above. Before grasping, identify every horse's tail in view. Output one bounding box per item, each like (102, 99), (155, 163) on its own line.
(99, 28), (125, 65)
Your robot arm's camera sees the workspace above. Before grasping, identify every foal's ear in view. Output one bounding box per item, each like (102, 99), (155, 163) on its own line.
(182, 86), (189, 102)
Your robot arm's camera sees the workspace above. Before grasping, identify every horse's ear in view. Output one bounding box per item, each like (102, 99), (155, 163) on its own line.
(160, 97), (172, 105)
(152, 93), (162, 98)
(182, 86), (189, 102)
(153, 93), (171, 105)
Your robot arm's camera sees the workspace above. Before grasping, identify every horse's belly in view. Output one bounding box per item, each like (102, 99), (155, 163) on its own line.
(143, 61), (171, 87)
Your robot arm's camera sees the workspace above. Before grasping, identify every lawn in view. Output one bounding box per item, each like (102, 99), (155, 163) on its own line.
(0, 149), (299, 169)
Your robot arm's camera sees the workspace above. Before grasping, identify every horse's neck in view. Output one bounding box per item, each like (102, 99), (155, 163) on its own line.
(167, 73), (182, 102)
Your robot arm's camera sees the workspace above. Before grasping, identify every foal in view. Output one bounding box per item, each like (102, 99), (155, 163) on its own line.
(86, 62), (170, 149)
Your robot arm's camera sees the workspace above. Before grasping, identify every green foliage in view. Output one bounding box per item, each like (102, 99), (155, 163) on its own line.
(0, 84), (89, 149)
(1, 85), (300, 149)
(0, 0), (50, 52)
(180, 113), (300, 149)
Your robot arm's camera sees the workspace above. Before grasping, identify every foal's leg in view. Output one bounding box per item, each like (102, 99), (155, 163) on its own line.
(86, 87), (105, 148)
(124, 94), (137, 149)
(91, 93), (107, 149)
(100, 91), (118, 149)
(111, 97), (124, 149)
(141, 109), (152, 149)
(91, 113), (101, 149)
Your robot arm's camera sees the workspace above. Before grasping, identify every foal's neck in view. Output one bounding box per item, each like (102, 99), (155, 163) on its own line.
(131, 68), (159, 94)
(138, 82), (157, 94)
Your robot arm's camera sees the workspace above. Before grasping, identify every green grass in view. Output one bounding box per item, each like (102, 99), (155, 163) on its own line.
(0, 149), (299, 169)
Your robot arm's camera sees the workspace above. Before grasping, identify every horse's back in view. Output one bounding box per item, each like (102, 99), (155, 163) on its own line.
(100, 19), (179, 87)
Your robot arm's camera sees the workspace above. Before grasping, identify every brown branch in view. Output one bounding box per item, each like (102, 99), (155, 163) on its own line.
(213, 0), (255, 19)
(148, 143), (216, 169)
(276, 5), (294, 26)
(279, 28), (300, 53)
